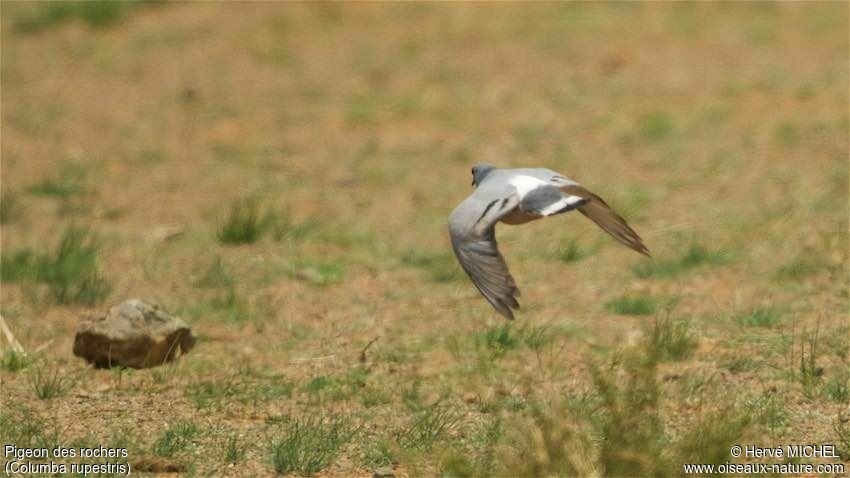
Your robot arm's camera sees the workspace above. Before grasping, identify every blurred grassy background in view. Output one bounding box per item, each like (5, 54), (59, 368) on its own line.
(1, 2), (848, 476)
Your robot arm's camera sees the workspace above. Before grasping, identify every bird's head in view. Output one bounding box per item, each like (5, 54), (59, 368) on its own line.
(471, 163), (496, 187)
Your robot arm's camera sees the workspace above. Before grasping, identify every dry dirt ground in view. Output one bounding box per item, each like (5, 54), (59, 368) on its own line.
(1, 3), (848, 477)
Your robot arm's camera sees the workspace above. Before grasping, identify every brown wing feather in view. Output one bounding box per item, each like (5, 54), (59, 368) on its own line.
(561, 185), (650, 256)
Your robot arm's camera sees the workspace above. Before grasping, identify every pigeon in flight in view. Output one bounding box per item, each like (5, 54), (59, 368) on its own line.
(448, 163), (649, 320)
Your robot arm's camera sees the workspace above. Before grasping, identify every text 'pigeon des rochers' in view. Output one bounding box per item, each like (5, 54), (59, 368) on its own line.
(448, 163), (650, 320)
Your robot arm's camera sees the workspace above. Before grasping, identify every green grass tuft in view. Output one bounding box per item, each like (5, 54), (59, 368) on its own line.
(721, 355), (761, 374)
(638, 111), (674, 141)
(217, 199), (267, 245)
(271, 212), (322, 242)
(359, 438), (395, 468)
(286, 260), (345, 286)
(590, 357), (669, 476)
(0, 404), (61, 450)
(438, 417), (503, 477)
(152, 421), (199, 457)
(745, 393), (788, 431)
(605, 294), (657, 316)
(676, 408), (753, 465)
(786, 325), (824, 398)
(2, 227), (111, 305)
(346, 95), (380, 126)
(557, 239), (592, 263)
(186, 376), (293, 408)
(39, 228), (111, 305)
(301, 367), (381, 404)
(507, 349), (671, 476)
(394, 406), (459, 452)
(28, 165), (87, 198)
(474, 325), (521, 357)
(268, 414), (358, 475)
(735, 306), (781, 327)
(1, 250), (36, 282)
(775, 257), (826, 281)
(679, 242), (724, 268)
(304, 376), (332, 394)
(774, 121), (800, 148)
(15, 1), (145, 33)
(513, 123), (547, 153)
(822, 371), (849, 403)
(29, 362), (74, 400)
(206, 286), (258, 323)
(473, 324), (554, 358)
(1, 350), (33, 372)
(185, 379), (242, 408)
(633, 241), (726, 278)
(194, 257), (234, 289)
(222, 434), (248, 465)
(648, 316), (697, 361)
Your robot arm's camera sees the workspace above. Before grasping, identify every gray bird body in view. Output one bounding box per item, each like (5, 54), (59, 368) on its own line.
(449, 164), (649, 320)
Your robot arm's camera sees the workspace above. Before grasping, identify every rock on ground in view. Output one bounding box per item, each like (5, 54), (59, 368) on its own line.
(73, 299), (196, 369)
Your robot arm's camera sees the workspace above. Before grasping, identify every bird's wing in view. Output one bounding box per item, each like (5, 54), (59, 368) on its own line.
(449, 191), (521, 320)
(518, 184), (588, 217)
(560, 184), (650, 256)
